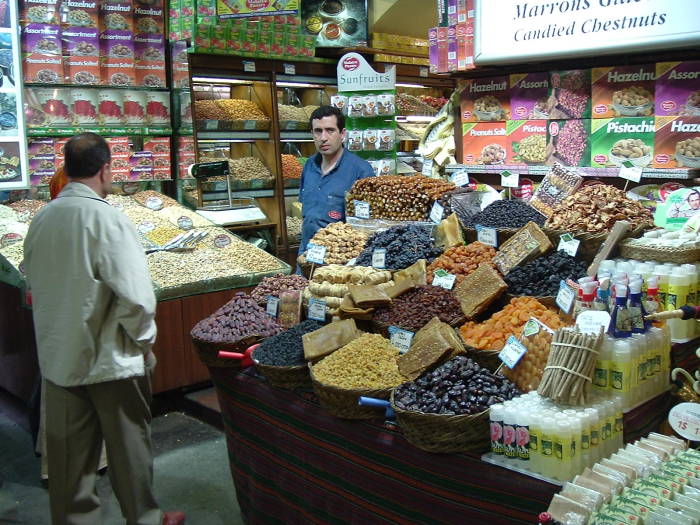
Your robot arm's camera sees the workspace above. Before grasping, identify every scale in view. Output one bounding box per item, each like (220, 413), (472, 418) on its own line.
(190, 161), (269, 226)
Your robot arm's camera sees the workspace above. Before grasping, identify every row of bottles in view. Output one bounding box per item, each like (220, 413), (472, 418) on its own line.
(489, 392), (624, 482)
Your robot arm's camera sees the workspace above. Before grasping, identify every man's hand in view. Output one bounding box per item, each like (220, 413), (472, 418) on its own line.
(145, 351), (157, 374)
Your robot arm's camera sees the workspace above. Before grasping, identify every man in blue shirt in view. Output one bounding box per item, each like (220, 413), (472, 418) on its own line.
(299, 105), (374, 253)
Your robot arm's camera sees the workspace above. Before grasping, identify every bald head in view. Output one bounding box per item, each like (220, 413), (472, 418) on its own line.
(65, 133), (111, 180)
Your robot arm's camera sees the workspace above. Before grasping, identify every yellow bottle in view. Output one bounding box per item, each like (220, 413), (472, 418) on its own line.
(610, 339), (634, 410)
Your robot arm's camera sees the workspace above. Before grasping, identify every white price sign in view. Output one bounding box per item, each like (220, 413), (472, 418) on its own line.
(669, 402), (700, 441)
(556, 280), (576, 314)
(266, 295), (280, 317)
(619, 161), (643, 183)
(389, 326), (414, 354)
(372, 248), (386, 269)
(430, 201), (445, 224)
(576, 311), (611, 335)
(419, 67), (429, 77)
(499, 335), (528, 369)
(450, 170), (470, 187)
(476, 225), (497, 247)
(243, 60), (256, 72)
(501, 170), (519, 188)
(306, 243), (326, 264)
(557, 233), (580, 257)
(283, 63), (295, 75)
(354, 200), (370, 219)
(422, 158), (434, 177)
(346, 258), (357, 266)
(432, 270), (456, 290)
(308, 298), (326, 321)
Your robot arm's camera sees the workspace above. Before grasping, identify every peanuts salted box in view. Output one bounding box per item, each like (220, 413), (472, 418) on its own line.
(654, 116), (700, 169)
(591, 64), (655, 119)
(656, 61), (700, 117)
(462, 122), (507, 165)
(460, 76), (510, 122)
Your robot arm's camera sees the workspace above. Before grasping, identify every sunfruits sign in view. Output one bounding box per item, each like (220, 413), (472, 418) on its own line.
(337, 52), (395, 92)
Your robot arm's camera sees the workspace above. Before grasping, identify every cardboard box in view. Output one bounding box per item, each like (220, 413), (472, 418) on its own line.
(462, 122), (507, 165)
(23, 53), (63, 84)
(65, 55), (99, 85)
(510, 72), (549, 119)
(134, 1), (165, 35)
(437, 27), (448, 73)
(447, 0), (458, 26)
(20, 0), (59, 24)
(457, 0), (474, 23)
(656, 61), (700, 117)
(134, 34), (165, 62)
(437, 0), (448, 27)
(428, 27), (438, 74)
(22, 23), (61, 56)
(101, 57), (135, 87)
(653, 116), (700, 169)
(592, 64), (655, 118)
(549, 69), (591, 119)
(447, 25), (457, 73)
(456, 21), (474, 71)
(62, 27), (98, 57)
(546, 119), (591, 167)
(460, 76), (510, 122)
(99, 1), (133, 33)
(135, 61), (165, 87)
(506, 120), (547, 165)
(62, 0), (98, 28)
(589, 117), (655, 168)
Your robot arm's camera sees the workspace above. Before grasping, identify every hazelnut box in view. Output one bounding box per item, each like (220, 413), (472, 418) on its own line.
(653, 116), (700, 169)
(656, 61), (700, 117)
(548, 69), (591, 119)
(60, 0), (98, 28)
(62, 26), (98, 57)
(592, 64), (655, 119)
(506, 120), (547, 166)
(460, 76), (510, 122)
(99, 1), (133, 33)
(134, 3), (164, 36)
(22, 23), (61, 56)
(546, 119), (591, 167)
(20, 0), (59, 25)
(589, 117), (655, 168)
(510, 72), (549, 120)
(462, 122), (508, 165)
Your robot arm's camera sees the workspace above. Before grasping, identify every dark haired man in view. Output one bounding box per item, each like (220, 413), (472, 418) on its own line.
(23, 133), (184, 525)
(299, 105), (374, 253)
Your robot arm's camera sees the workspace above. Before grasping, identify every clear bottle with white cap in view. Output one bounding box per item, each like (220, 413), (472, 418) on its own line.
(668, 266), (691, 340)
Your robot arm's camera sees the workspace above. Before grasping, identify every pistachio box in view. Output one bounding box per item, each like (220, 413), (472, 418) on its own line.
(510, 72), (549, 120)
(653, 116), (700, 169)
(462, 122), (507, 165)
(656, 61), (700, 117)
(590, 117), (655, 168)
(506, 120), (547, 165)
(460, 76), (510, 122)
(591, 64), (655, 119)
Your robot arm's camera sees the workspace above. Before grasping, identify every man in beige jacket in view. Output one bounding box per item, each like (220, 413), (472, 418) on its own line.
(23, 133), (184, 525)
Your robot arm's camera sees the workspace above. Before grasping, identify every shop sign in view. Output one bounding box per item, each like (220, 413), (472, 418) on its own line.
(217, 0), (299, 19)
(337, 52), (395, 92)
(475, 0), (700, 65)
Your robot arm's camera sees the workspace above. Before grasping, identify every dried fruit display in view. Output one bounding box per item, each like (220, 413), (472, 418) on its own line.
(305, 222), (368, 265)
(251, 274), (308, 303)
(355, 224), (441, 270)
(374, 285), (463, 332)
(281, 154), (303, 179)
(427, 242), (498, 285)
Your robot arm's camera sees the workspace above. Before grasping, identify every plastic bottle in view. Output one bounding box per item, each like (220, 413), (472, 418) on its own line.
(554, 419), (573, 481)
(539, 417), (556, 479)
(668, 266), (691, 340)
(593, 336), (614, 394)
(612, 396), (625, 451)
(578, 410), (592, 470)
(655, 265), (670, 308)
(489, 403), (504, 456)
(599, 260), (617, 275)
(594, 278), (611, 312)
(502, 405), (518, 461)
(529, 413), (541, 474)
(628, 280), (647, 334)
(682, 264), (698, 337)
(598, 401), (614, 458)
(644, 277), (664, 329)
(585, 407), (602, 465)
(610, 339), (633, 410)
(574, 281), (598, 319)
(567, 415), (583, 477)
(648, 327), (664, 397)
(631, 333), (647, 405)
(610, 284), (632, 338)
(516, 409), (531, 463)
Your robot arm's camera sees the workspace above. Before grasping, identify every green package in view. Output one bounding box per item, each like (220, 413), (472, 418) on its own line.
(193, 22), (211, 49)
(210, 24), (229, 53)
(611, 496), (653, 521)
(241, 24), (259, 54)
(633, 478), (673, 500)
(624, 487), (663, 508)
(257, 30), (273, 58)
(590, 117), (655, 168)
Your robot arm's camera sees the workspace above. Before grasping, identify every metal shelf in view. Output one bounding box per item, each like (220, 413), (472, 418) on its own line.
(280, 131), (313, 141)
(196, 131), (271, 141)
(202, 187), (299, 199)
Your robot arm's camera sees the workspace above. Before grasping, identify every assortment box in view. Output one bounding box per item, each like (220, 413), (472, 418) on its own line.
(589, 117), (655, 168)
(548, 69), (591, 119)
(506, 120), (547, 166)
(591, 64), (655, 118)
(462, 122), (507, 165)
(510, 72), (550, 120)
(653, 116), (700, 169)
(460, 76), (510, 122)
(656, 61), (700, 117)
(547, 119), (591, 167)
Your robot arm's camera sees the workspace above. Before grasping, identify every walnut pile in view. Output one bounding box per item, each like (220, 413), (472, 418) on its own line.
(544, 184), (653, 234)
(304, 222), (368, 264)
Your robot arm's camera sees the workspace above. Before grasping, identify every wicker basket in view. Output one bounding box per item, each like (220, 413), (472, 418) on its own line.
(191, 335), (261, 368)
(252, 347), (311, 390)
(618, 239), (700, 264)
(308, 364), (392, 419)
(391, 390), (490, 454)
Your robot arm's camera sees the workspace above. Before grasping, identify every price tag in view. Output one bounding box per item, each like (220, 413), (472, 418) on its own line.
(144, 196), (164, 210)
(669, 402), (700, 441)
(419, 67), (429, 78)
(266, 295), (280, 317)
(388, 326), (414, 354)
(354, 200), (370, 219)
(556, 280), (576, 314)
(429, 201), (444, 224)
(205, 120), (218, 130)
(422, 158), (434, 177)
(476, 224), (497, 247)
(306, 243), (326, 264)
(522, 317), (555, 337)
(372, 248), (386, 269)
(283, 63), (295, 75)
(17, 211), (30, 223)
(499, 335), (528, 369)
(138, 221), (156, 234)
(501, 170), (520, 188)
(432, 269), (456, 290)
(0, 233), (22, 248)
(214, 234), (232, 248)
(450, 170), (470, 187)
(619, 160), (643, 183)
(557, 233), (580, 257)
(576, 310), (611, 335)
(177, 216), (194, 230)
(308, 297), (326, 321)
(243, 60), (256, 72)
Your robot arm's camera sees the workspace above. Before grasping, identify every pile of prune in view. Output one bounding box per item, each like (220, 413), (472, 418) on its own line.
(505, 250), (587, 296)
(355, 224), (441, 270)
(463, 200), (546, 229)
(253, 320), (322, 367)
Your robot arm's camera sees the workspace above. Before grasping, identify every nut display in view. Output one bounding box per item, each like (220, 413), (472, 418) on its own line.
(612, 86), (652, 108)
(305, 222), (368, 265)
(518, 134), (547, 163)
(251, 273), (308, 303)
(7, 200), (46, 222)
(158, 207), (214, 229)
(346, 175), (456, 222)
(0, 204), (18, 223)
(311, 333), (407, 390)
(394, 356), (520, 415)
(194, 99), (269, 121)
(106, 194), (139, 209)
(610, 138), (651, 159)
(190, 292), (281, 344)
(253, 320), (323, 367)
(687, 91), (700, 109)
(132, 190), (179, 208)
(145, 226), (181, 246)
(373, 285), (463, 332)
(286, 216), (302, 240)
(529, 164), (583, 217)
(480, 143), (506, 164)
(553, 120), (588, 166)
(355, 224), (442, 270)
(200, 155), (274, 181)
(211, 230), (287, 272)
(277, 104), (308, 122)
(281, 154), (303, 179)
(426, 242), (497, 285)
(505, 251), (587, 296)
(544, 184), (653, 233)
(459, 297), (567, 351)
(676, 137), (700, 164)
(464, 200), (546, 229)
(147, 248), (248, 289)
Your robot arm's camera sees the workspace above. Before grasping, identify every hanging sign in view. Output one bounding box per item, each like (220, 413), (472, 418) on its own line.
(337, 52), (396, 92)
